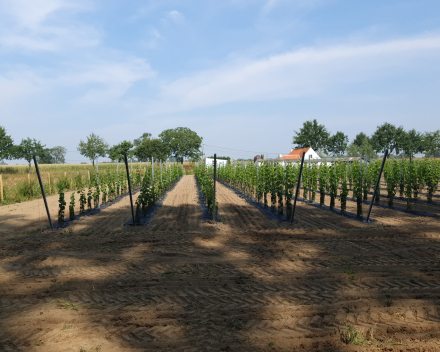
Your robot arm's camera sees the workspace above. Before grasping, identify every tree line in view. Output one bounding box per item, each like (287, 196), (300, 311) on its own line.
(0, 126), (203, 168)
(292, 120), (440, 159)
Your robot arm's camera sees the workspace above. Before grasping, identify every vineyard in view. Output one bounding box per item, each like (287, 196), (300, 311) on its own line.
(1, 157), (440, 352)
(217, 157), (440, 221)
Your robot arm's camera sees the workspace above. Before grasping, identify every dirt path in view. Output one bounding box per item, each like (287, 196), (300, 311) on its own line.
(1, 176), (440, 351)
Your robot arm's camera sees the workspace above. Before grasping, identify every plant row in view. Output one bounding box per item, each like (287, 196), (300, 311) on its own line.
(134, 163), (183, 222)
(195, 163), (218, 218)
(218, 158), (440, 219)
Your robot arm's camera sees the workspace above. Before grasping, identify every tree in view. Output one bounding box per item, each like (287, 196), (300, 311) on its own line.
(353, 132), (369, 147)
(133, 133), (152, 147)
(358, 140), (377, 160)
(401, 129), (424, 156)
(39, 147), (67, 164)
(134, 139), (169, 162)
(108, 141), (134, 162)
(346, 142), (360, 157)
(346, 140), (376, 160)
(15, 138), (46, 170)
(370, 123), (403, 155)
(423, 130), (440, 158)
(159, 127), (202, 164)
(77, 133), (108, 166)
(327, 131), (348, 156)
(292, 119), (330, 152)
(0, 126), (14, 162)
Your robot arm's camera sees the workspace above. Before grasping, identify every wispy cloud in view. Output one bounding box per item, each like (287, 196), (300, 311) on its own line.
(0, 0), (99, 52)
(167, 10), (185, 23)
(144, 34), (440, 115)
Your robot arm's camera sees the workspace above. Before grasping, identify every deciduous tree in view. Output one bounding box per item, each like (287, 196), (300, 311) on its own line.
(159, 127), (202, 164)
(370, 123), (404, 155)
(134, 139), (169, 162)
(327, 131), (348, 156)
(0, 126), (14, 162)
(292, 119), (330, 152)
(109, 141), (134, 162)
(133, 133), (152, 147)
(423, 130), (440, 158)
(77, 133), (108, 166)
(15, 138), (46, 170)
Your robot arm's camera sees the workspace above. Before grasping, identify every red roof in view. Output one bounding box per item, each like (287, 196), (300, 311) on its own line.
(280, 147), (310, 160)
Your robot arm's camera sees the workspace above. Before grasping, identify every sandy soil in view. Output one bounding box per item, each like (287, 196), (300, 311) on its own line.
(1, 175), (440, 352)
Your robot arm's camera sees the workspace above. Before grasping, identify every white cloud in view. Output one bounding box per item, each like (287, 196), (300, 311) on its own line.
(143, 34), (440, 115)
(0, 0), (99, 52)
(167, 10), (184, 23)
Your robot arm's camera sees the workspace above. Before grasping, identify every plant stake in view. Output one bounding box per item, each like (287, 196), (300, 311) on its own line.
(33, 155), (53, 230)
(124, 154), (136, 226)
(365, 149), (388, 222)
(291, 152), (305, 223)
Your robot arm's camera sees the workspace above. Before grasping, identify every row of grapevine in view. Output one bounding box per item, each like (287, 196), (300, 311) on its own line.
(195, 163), (218, 218)
(134, 162), (183, 222)
(56, 161), (183, 226)
(217, 157), (440, 221)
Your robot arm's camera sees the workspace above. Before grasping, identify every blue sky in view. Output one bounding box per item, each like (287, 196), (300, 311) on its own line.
(1, 0), (440, 162)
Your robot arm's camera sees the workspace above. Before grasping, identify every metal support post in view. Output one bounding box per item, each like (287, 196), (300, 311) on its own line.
(33, 155), (53, 230)
(365, 149), (388, 222)
(124, 154), (136, 226)
(291, 152), (306, 223)
(213, 154), (217, 224)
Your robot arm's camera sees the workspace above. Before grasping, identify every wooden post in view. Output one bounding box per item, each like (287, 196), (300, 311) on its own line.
(88, 170), (90, 181)
(28, 173), (30, 185)
(64, 171), (66, 177)
(0, 174), (3, 201)
(48, 173), (51, 194)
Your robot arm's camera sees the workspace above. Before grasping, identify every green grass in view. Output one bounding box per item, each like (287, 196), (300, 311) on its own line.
(52, 299), (79, 311)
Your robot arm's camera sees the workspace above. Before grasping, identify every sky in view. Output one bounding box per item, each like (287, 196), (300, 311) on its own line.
(1, 0), (440, 163)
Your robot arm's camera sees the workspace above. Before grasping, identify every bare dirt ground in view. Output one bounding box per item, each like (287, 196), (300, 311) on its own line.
(1, 175), (440, 352)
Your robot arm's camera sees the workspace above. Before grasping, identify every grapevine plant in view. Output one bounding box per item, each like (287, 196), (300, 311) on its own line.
(58, 188), (66, 225)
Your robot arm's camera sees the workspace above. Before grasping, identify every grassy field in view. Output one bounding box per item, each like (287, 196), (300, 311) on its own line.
(0, 162), (195, 205)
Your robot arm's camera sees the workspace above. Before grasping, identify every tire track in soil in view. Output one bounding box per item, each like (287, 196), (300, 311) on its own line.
(147, 175), (207, 232)
(2, 174), (440, 351)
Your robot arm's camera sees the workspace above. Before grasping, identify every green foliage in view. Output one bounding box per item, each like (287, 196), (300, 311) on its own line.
(351, 161), (363, 217)
(195, 163), (217, 217)
(108, 140), (134, 162)
(134, 138), (169, 162)
(39, 146), (67, 164)
(292, 119), (330, 152)
(69, 192), (76, 221)
(135, 162), (183, 223)
(327, 131), (349, 157)
(401, 129), (424, 155)
(159, 127), (203, 164)
(14, 138), (46, 170)
(78, 189), (86, 215)
(77, 133), (109, 166)
(133, 133), (152, 147)
(340, 164), (349, 212)
(423, 130), (440, 158)
(58, 189), (66, 225)
(0, 126), (14, 162)
(353, 132), (369, 147)
(318, 162), (327, 206)
(383, 160), (399, 208)
(346, 140), (377, 160)
(370, 122), (404, 155)
(328, 163), (338, 209)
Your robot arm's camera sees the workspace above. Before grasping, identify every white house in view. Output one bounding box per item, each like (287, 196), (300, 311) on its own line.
(204, 158), (228, 167)
(279, 147), (320, 162)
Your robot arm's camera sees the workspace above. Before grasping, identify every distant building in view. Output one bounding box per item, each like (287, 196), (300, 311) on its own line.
(279, 147), (320, 161)
(205, 158), (228, 167)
